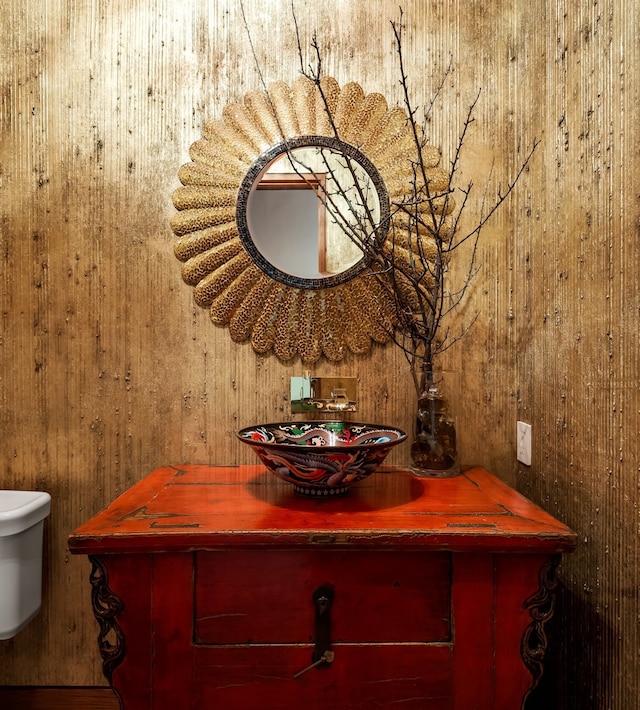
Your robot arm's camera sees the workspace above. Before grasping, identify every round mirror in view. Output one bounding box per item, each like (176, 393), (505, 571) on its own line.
(171, 75), (446, 363)
(237, 136), (390, 289)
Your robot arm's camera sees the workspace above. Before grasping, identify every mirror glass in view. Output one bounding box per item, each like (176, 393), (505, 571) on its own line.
(237, 136), (390, 289)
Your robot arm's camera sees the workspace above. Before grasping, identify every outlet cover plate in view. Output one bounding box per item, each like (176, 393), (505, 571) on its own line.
(517, 421), (532, 466)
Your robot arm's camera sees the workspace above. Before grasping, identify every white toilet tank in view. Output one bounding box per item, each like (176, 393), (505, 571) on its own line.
(0, 490), (51, 640)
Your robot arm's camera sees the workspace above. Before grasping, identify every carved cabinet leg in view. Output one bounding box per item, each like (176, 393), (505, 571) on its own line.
(88, 555), (126, 708)
(520, 555), (561, 707)
(489, 553), (563, 710)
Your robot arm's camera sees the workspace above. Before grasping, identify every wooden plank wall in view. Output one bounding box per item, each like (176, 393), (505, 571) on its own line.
(0, 1), (637, 708)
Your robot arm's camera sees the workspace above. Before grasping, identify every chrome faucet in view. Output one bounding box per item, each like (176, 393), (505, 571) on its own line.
(290, 376), (357, 413)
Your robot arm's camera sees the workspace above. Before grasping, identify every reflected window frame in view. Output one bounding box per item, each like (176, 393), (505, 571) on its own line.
(236, 135), (390, 290)
(253, 172), (329, 275)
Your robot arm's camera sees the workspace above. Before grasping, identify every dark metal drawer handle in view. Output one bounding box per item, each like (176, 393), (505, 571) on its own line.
(293, 584), (335, 679)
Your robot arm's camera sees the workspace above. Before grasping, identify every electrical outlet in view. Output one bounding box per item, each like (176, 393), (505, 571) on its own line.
(517, 421), (532, 466)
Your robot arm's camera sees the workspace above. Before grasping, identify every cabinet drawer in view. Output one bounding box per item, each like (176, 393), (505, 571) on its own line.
(192, 644), (453, 710)
(194, 550), (450, 644)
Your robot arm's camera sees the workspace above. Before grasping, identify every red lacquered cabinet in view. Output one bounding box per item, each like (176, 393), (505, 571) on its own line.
(68, 465), (576, 710)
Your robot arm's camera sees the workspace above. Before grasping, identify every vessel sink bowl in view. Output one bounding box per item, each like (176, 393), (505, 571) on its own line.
(237, 421), (406, 496)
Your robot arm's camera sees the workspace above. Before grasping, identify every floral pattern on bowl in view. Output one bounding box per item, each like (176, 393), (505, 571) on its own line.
(237, 421), (406, 496)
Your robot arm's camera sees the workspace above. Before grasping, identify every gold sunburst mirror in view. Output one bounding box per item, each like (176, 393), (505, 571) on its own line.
(171, 75), (445, 363)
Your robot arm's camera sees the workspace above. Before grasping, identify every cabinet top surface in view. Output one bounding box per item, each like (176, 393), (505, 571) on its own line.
(68, 465), (576, 554)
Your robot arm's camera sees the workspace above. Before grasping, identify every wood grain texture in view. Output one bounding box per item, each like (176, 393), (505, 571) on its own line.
(0, 688), (119, 710)
(1, 1), (637, 708)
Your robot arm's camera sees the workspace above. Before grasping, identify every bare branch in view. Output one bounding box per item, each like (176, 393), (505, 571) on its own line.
(241, 4), (538, 394)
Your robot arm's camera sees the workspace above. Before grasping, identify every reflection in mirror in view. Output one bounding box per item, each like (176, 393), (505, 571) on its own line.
(249, 171), (327, 280)
(237, 137), (388, 290)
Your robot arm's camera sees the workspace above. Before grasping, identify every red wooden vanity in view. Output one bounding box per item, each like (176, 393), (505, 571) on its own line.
(69, 464), (575, 710)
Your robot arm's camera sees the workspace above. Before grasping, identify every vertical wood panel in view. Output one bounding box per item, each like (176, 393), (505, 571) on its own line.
(514, 2), (640, 709)
(0, 1), (637, 708)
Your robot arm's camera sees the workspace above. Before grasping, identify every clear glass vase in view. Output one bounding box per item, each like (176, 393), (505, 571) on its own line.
(410, 380), (460, 478)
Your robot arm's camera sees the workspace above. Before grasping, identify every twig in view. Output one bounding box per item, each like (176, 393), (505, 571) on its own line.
(241, 4), (538, 394)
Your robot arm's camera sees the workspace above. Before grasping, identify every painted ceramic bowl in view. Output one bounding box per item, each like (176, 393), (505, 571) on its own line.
(237, 421), (407, 496)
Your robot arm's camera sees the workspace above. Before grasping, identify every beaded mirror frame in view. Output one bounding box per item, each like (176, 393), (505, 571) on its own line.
(170, 75), (446, 363)
(235, 135), (390, 291)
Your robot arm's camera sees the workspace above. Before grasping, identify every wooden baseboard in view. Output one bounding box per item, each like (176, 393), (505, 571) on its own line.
(0, 687), (119, 710)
